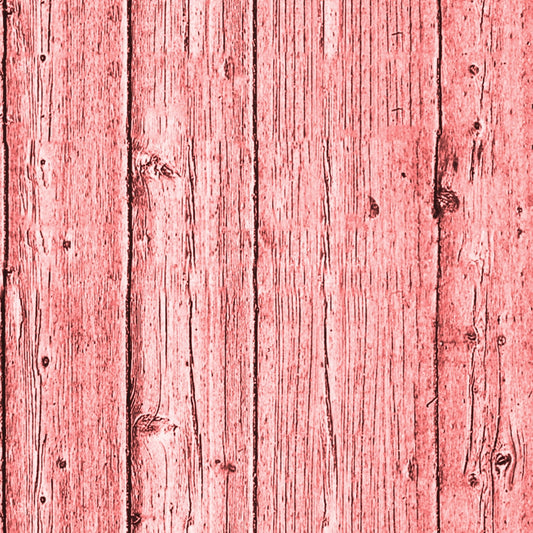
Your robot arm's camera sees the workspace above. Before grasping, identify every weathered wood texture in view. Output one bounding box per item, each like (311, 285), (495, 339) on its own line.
(4, 1), (128, 530)
(0, 14), (4, 533)
(437, 0), (533, 531)
(1, 0), (533, 531)
(129, 0), (253, 530)
(256, 0), (440, 531)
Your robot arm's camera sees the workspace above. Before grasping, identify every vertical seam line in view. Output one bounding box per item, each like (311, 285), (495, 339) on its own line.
(1, 0), (8, 529)
(126, 0), (133, 529)
(251, 0), (258, 528)
(433, 0), (443, 530)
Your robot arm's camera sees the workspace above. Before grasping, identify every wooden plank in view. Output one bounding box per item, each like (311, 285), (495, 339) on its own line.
(256, 0), (440, 530)
(437, 0), (533, 530)
(0, 11), (4, 533)
(4, 1), (128, 530)
(129, 0), (253, 530)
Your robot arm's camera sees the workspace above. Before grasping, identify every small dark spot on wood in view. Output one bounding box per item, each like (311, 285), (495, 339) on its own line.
(517, 206), (523, 215)
(41, 356), (50, 367)
(40, 496), (46, 504)
(473, 121), (482, 131)
(497, 335), (506, 346)
(226, 463), (237, 473)
(62, 240), (71, 250)
(401, 172), (407, 178)
(215, 459), (221, 464)
(57, 458), (67, 469)
(131, 513), (141, 525)
(40, 159), (46, 166)
(518, 228), (523, 238)
(469, 64), (479, 75)
(40, 54), (46, 62)
(465, 328), (477, 342)
(452, 156), (459, 172)
(408, 459), (416, 481)
(224, 58), (234, 79)
(468, 473), (479, 487)
(436, 188), (460, 216)
(426, 396), (437, 407)
(369, 196), (379, 218)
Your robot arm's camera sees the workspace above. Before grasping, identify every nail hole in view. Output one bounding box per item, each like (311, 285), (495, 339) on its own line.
(57, 458), (66, 469)
(497, 335), (506, 346)
(40, 496), (46, 503)
(40, 159), (46, 166)
(40, 54), (46, 62)
(401, 172), (407, 178)
(469, 64), (479, 75)
(41, 356), (50, 367)
(473, 121), (482, 130)
(62, 240), (71, 250)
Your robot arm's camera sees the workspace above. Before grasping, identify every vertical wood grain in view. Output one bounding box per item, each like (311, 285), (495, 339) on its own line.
(0, 7), (4, 532)
(437, 0), (533, 530)
(256, 0), (440, 530)
(129, 0), (253, 530)
(4, 1), (128, 530)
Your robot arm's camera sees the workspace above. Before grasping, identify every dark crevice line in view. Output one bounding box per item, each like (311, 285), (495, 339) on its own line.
(1, 0), (8, 530)
(433, 0), (443, 530)
(251, 0), (258, 528)
(126, 0), (133, 530)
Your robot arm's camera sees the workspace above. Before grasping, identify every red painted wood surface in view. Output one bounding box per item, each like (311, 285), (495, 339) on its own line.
(129, 0), (253, 530)
(437, 1), (533, 531)
(0, 0), (531, 531)
(255, 0), (439, 530)
(3, 0), (128, 530)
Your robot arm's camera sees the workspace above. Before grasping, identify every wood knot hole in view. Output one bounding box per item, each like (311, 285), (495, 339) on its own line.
(465, 329), (477, 342)
(223, 58), (234, 79)
(369, 196), (379, 218)
(468, 473), (479, 487)
(436, 188), (460, 216)
(495, 453), (512, 475)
